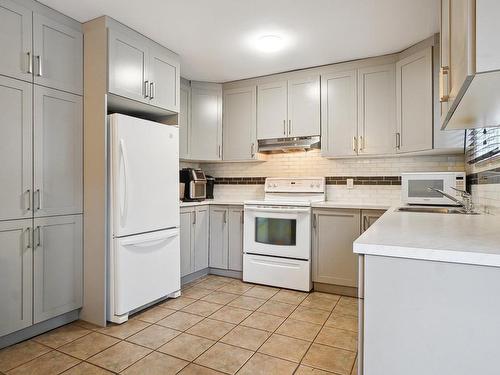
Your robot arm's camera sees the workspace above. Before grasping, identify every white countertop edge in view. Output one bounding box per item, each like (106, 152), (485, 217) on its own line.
(353, 243), (500, 268)
(180, 200), (392, 210)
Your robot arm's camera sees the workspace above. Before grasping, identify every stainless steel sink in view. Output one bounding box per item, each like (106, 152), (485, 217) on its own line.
(396, 206), (480, 215)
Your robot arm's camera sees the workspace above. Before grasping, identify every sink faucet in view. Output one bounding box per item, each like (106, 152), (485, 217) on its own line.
(428, 187), (475, 214)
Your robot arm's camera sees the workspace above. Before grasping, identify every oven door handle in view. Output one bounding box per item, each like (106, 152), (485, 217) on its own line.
(244, 206), (310, 214)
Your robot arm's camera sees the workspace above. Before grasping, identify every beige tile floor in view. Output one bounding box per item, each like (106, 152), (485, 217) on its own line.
(0, 275), (359, 375)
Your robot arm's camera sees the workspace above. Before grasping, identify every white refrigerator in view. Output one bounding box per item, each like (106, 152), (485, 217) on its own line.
(107, 113), (180, 324)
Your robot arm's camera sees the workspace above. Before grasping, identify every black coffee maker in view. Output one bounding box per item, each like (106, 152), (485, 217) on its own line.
(206, 175), (215, 199)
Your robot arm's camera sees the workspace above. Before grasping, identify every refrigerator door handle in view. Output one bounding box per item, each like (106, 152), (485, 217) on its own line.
(119, 139), (129, 225)
(121, 229), (179, 248)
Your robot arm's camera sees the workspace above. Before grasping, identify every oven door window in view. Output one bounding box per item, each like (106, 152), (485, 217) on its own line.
(408, 180), (444, 198)
(255, 217), (296, 246)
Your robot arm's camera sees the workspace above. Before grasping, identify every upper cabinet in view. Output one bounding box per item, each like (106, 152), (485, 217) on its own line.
(0, 0), (32, 82)
(179, 80), (191, 159)
(321, 70), (358, 157)
(223, 86), (257, 161)
(257, 81), (288, 139)
(357, 64), (397, 155)
(33, 13), (83, 95)
(287, 76), (321, 137)
(440, 0), (500, 129)
(108, 22), (180, 113)
(189, 81), (223, 161)
(395, 48), (433, 153)
(108, 28), (149, 104)
(257, 76), (320, 140)
(0, 1), (82, 94)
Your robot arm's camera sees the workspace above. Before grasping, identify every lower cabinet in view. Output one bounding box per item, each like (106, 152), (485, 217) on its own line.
(312, 208), (385, 287)
(0, 219), (33, 337)
(180, 205), (209, 277)
(0, 215), (83, 337)
(209, 205), (244, 272)
(33, 215), (83, 323)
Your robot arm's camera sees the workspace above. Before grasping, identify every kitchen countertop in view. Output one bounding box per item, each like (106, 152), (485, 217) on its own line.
(180, 200), (392, 210)
(354, 206), (500, 267)
(311, 202), (391, 210)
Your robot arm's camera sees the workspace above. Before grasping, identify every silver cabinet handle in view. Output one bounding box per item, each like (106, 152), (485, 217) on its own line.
(218, 145), (222, 159)
(352, 137), (357, 152)
(25, 189), (31, 211)
(35, 188), (42, 210)
(439, 66), (450, 102)
(241, 212), (244, 224)
(250, 143), (255, 158)
(35, 55), (42, 77)
(223, 210), (227, 224)
(396, 132), (401, 150)
(193, 210), (196, 225)
(288, 119), (292, 135)
(36, 226), (42, 247)
(363, 216), (368, 232)
(25, 227), (32, 249)
(359, 136), (364, 151)
(312, 214), (317, 230)
(283, 120), (286, 136)
(144, 80), (150, 98)
(150, 82), (155, 100)
(27, 52), (32, 74)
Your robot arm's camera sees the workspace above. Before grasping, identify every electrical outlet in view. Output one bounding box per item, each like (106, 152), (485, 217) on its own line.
(347, 178), (354, 189)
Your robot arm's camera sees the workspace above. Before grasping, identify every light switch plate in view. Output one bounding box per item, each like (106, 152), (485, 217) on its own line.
(347, 178), (354, 189)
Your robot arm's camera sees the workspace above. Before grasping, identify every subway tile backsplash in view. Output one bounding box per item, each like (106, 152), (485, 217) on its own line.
(200, 151), (465, 206)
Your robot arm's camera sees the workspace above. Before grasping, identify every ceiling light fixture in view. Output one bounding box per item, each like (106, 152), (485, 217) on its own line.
(256, 35), (284, 53)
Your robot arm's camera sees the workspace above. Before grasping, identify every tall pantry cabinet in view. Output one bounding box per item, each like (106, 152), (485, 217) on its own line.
(0, 0), (83, 340)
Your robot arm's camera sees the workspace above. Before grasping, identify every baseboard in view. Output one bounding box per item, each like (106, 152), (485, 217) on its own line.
(0, 310), (79, 349)
(209, 268), (242, 279)
(313, 282), (359, 298)
(181, 268), (209, 286)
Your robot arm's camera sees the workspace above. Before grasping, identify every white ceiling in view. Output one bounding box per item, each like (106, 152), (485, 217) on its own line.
(39, 0), (440, 83)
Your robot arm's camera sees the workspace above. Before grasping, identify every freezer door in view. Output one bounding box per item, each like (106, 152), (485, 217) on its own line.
(113, 228), (180, 315)
(110, 114), (179, 237)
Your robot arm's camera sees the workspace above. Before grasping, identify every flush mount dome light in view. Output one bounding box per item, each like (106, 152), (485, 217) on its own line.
(256, 35), (284, 53)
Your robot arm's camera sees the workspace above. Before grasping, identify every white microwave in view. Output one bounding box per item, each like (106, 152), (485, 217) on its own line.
(401, 172), (466, 205)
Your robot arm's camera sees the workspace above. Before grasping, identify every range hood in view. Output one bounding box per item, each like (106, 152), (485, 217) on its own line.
(258, 136), (320, 153)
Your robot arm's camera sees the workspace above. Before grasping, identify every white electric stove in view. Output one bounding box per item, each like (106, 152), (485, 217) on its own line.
(243, 177), (325, 291)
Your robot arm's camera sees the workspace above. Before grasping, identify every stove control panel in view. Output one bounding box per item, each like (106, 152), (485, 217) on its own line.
(264, 177), (325, 193)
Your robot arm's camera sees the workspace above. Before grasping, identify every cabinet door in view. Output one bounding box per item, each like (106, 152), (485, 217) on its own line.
(149, 45), (180, 112)
(33, 13), (83, 95)
(223, 86), (257, 161)
(190, 82), (222, 160)
(34, 86), (83, 217)
(321, 70), (358, 157)
(179, 82), (191, 159)
(180, 210), (193, 277)
(448, 0), (471, 104)
(0, 219), (32, 336)
(0, 0), (32, 82)
(228, 207), (243, 271)
(108, 28), (149, 104)
(194, 206), (209, 272)
(358, 64), (396, 155)
(33, 215), (83, 323)
(361, 209), (386, 233)
(287, 76), (320, 137)
(0, 76), (32, 221)
(312, 209), (360, 287)
(440, 0), (451, 121)
(396, 48), (433, 153)
(257, 81), (287, 139)
(209, 207), (228, 269)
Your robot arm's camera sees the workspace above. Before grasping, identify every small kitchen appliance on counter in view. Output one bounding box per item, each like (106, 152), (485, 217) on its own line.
(243, 177), (326, 291)
(206, 175), (215, 199)
(401, 172), (466, 206)
(180, 168), (207, 201)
